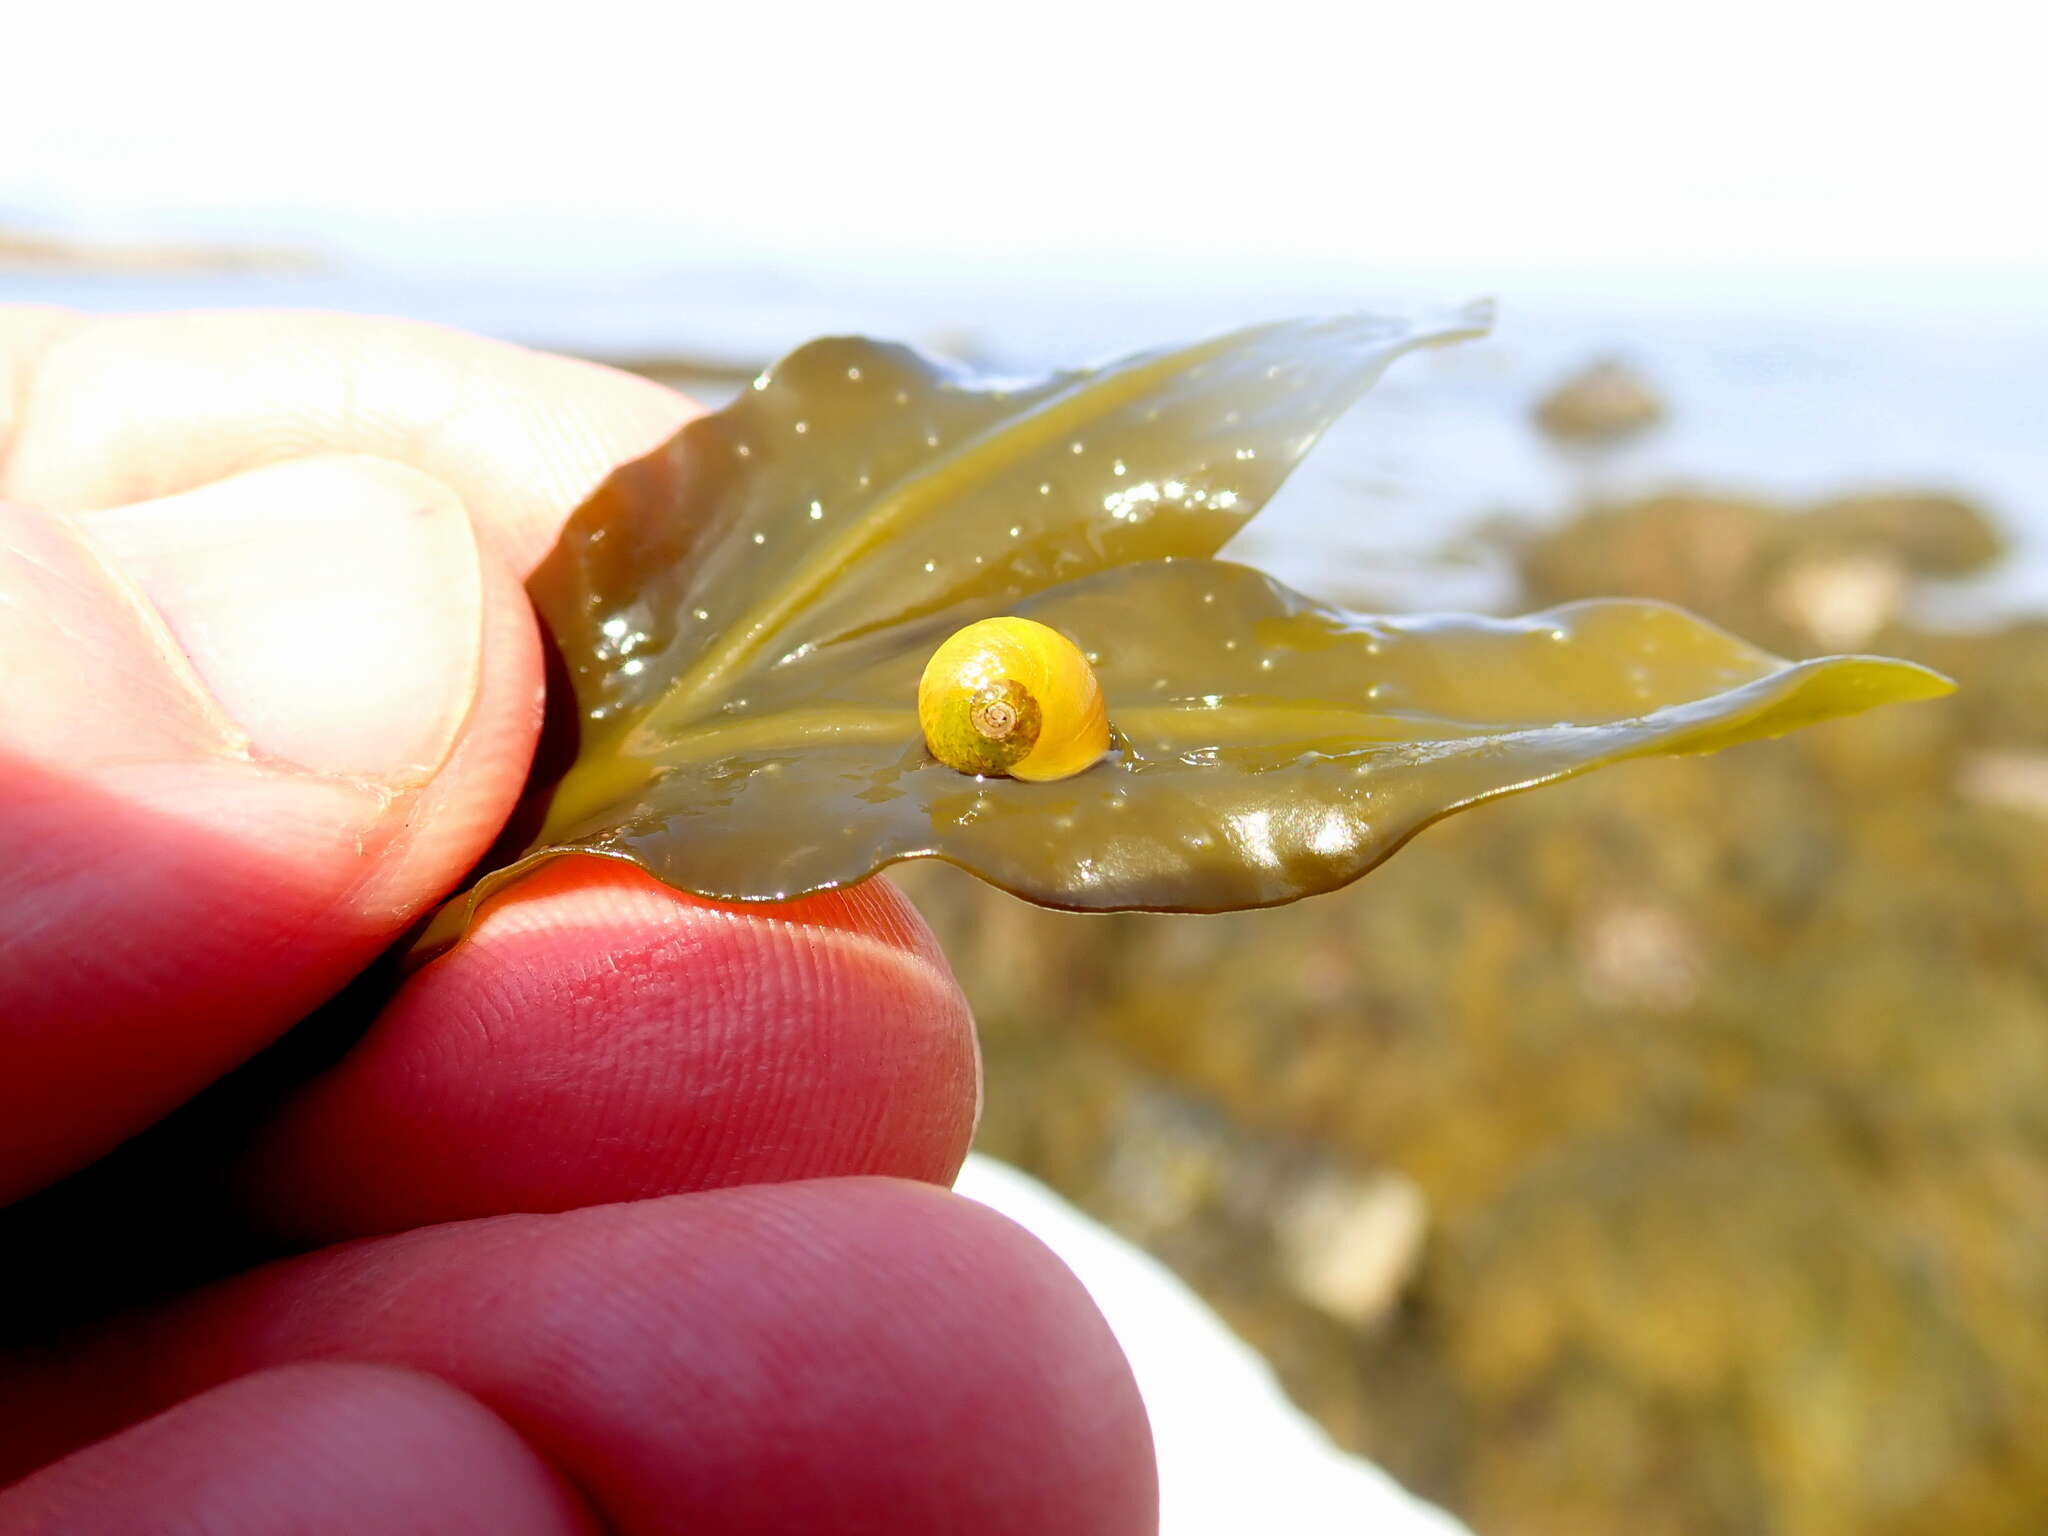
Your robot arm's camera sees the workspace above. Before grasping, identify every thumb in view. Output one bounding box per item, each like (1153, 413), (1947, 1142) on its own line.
(82, 454), (485, 783)
(0, 455), (540, 1201)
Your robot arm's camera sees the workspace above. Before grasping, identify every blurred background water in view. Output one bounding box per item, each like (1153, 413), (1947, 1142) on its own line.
(11, 259), (2046, 624)
(9, 3), (2047, 1528)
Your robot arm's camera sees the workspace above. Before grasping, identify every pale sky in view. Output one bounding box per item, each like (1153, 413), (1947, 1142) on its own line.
(6, 0), (2043, 284)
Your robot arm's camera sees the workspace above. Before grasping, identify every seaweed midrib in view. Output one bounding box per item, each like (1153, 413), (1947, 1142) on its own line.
(634, 325), (1273, 733)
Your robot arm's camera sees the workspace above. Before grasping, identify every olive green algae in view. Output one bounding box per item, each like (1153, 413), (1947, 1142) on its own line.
(909, 490), (2042, 1536)
(425, 312), (1946, 951)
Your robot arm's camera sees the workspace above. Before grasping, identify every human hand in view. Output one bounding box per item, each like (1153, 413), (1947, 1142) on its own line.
(0, 309), (1155, 1533)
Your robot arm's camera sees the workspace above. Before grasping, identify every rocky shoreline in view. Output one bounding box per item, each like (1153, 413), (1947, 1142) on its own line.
(900, 486), (2048, 1536)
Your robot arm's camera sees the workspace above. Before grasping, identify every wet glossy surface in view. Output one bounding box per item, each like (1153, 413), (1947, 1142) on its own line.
(917, 617), (1109, 782)
(424, 312), (1950, 945)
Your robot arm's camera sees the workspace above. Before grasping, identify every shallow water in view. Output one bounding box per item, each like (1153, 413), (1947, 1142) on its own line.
(10, 261), (2045, 620)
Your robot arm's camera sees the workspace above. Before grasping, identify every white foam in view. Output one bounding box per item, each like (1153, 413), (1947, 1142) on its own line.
(954, 1154), (1474, 1536)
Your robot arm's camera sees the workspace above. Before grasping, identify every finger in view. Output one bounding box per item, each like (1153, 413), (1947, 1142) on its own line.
(0, 308), (81, 465)
(236, 858), (979, 1245)
(0, 1363), (598, 1535)
(0, 1180), (1159, 1536)
(0, 457), (540, 1200)
(1, 308), (695, 576)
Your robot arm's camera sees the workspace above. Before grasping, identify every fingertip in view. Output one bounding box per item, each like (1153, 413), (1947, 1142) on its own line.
(2, 1182), (1158, 1535)
(5, 310), (701, 577)
(0, 464), (544, 1200)
(78, 456), (486, 784)
(238, 859), (980, 1243)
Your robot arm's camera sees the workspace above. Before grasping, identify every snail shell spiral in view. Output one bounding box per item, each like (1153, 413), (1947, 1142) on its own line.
(917, 617), (1110, 782)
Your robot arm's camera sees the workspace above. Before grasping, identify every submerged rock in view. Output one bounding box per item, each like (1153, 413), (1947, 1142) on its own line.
(1533, 357), (1665, 445)
(1520, 487), (2006, 654)
(1807, 492), (2005, 578)
(910, 487), (2048, 1536)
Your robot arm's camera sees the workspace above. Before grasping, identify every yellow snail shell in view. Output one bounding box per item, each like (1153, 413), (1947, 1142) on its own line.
(917, 617), (1110, 781)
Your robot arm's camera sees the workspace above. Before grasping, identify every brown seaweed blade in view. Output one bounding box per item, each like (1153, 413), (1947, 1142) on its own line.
(529, 308), (1492, 801)
(416, 310), (1951, 954)
(448, 560), (1948, 924)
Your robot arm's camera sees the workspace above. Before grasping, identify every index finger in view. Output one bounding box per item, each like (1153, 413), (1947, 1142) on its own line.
(0, 309), (704, 1198)
(0, 307), (696, 574)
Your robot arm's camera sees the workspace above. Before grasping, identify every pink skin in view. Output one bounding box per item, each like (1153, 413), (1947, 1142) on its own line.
(0, 1184), (1154, 1536)
(235, 861), (981, 1246)
(0, 309), (1157, 1534)
(0, 1365), (603, 1536)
